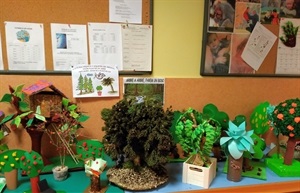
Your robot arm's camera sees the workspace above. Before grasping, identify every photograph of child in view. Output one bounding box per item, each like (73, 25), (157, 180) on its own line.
(204, 32), (231, 74)
(208, 0), (235, 32)
(280, 0), (300, 18)
(234, 2), (261, 33)
(229, 34), (255, 74)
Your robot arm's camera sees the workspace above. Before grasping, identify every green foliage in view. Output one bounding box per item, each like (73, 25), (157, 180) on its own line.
(96, 85), (103, 91)
(175, 107), (221, 165)
(20, 151), (44, 178)
(0, 85), (46, 130)
(101, 97), (177, 171)
(271, 98), (300, 138)
(202, 103), (229, 129)
(250, 102), (270, 135)
(76, 139), (105, 160)
(0, 149), (26, 172)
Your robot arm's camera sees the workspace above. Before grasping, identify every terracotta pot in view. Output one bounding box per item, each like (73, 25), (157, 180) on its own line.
(4, 169), (18, 190)
(52, 165), (68, 181)
(227, 155), (243, 182)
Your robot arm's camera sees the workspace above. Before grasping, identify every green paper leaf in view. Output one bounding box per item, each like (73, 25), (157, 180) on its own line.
(0, 93), (12, 103)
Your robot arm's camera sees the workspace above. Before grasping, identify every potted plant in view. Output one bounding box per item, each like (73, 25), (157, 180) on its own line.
(267, 98), (300, 177)
(96, 85), (103, 96)
(175, 107), (221, 188)
(20, 151), (44, 193)
(101, 96), (178, 191)
(220, 121), (254, 182)
(46, 97), (89, 181)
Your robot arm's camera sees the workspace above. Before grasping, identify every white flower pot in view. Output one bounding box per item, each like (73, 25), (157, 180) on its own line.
(52, 165), (68, 181)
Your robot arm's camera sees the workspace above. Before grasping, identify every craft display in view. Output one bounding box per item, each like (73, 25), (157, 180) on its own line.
(220, 121), (254, 182)
(267, 98), (300, 177)
(76, 139), (106, 193)
(175, 106), (222, 188)
(0, 81), (299, 192)
(101, 97), (178, 191)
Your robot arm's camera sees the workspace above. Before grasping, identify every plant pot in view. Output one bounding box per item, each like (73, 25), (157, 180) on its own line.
(227, 155), (243, 182)
(182, 156), (217, 189)
(4, 169), (18, 190)
(97, 91), (102, 96)
(52, 165), (68, 181)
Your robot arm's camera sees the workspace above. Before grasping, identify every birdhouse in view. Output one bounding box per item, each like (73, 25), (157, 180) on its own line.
(22, 80), (67, 118)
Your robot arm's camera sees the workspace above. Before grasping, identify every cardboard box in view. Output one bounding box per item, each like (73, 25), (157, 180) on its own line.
(182, 156), (217, 189)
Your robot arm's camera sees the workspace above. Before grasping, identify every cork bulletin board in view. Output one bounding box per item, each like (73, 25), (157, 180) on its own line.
(0, 0), (153, 75)
(201, 0), (300, 77)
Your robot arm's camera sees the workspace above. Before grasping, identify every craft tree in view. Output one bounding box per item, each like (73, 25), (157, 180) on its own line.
(175, 107), (222, 166)
(0, 85), (46, 130)
(101, 97), (177, 172)
(76, 139), (106, 193)
(20, 151), (44, 193)
(271, 98), (300, 165)
(220, 121), (254, 181)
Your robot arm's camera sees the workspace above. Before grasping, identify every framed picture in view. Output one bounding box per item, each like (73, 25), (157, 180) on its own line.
(200, 0), (300, 77)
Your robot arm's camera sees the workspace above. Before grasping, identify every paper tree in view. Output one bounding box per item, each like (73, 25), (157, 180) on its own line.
(220, 121), (254, 182)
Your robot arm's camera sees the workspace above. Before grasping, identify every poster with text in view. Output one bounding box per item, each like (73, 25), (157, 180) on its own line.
(71, 64), (119, 98)
(123, 77), (165, 104)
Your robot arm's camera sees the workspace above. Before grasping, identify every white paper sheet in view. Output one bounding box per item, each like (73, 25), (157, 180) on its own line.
(0, 32), (3, 70)
(241, 22), (277, 71)
(109, 0), (142, 24)
(71, 64), (119, 98)
(5, 21), (46, 70)
(88, 23), (123, 69)
(122, 24), (152, 71)
(51, 23), (88, 71)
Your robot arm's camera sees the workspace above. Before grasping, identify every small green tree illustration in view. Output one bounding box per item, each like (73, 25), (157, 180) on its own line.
(101, 77), (116, 93)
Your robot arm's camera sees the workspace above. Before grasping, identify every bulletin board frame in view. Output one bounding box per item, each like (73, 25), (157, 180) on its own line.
(200, 0), (300, 77)
(0, 0), (153, 75)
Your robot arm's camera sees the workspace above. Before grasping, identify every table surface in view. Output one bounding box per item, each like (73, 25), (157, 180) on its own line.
(2, 161), (300, 193)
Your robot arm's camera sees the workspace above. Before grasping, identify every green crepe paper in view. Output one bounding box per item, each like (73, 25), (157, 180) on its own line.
(223, 158), (267, 180)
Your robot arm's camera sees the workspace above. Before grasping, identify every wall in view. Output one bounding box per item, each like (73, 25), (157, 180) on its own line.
(0, 0), (299, 156)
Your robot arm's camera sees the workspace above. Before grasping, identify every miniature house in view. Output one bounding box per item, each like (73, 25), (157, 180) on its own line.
(22, 80), (67, 118)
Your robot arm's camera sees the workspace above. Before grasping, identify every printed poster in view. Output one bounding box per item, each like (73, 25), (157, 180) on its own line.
(5, 21), (46, 70)
(123, 77), (165, 104)
(71, 64), (119, 98)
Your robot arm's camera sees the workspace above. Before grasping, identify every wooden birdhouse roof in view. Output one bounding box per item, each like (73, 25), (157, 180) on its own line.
(22, 80), (67, 98)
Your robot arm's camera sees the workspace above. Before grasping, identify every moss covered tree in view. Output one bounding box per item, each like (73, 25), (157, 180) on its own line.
(101, 97), (178, 173)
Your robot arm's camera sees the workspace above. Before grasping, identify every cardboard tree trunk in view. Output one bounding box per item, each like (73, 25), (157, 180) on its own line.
(227, 155), (243, 182)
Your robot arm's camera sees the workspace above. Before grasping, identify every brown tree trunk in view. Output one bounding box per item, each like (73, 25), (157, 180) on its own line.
(284, 137), (297, 165)
(227, 155), (243, 182)
(90, 175), (101, 193)
(243, 157), (253, 171)
(26, 128), (51, 165)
